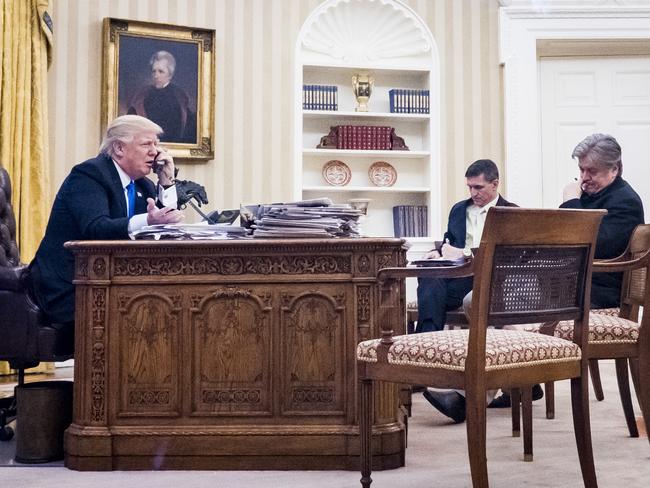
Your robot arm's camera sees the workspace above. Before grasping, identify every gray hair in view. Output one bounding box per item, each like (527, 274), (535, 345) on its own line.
(99, 115), (163, 157)
(150, 50), (176, 78)
(572, 133), (622, 176)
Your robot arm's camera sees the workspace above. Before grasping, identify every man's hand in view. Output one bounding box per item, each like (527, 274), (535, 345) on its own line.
(153, 148), (176, 187)
(440, 243), (464, 259)
(563, 178), (583, 202)
(176, 180), (209, 208)
(146, 198), (184, 224)
(424, 250), (441, 259)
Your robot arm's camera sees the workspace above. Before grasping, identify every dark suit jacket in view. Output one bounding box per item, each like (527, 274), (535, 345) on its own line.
(560, 176), (644, 307)
(443, 195), (517, 248)
(29, 153), (157, 324)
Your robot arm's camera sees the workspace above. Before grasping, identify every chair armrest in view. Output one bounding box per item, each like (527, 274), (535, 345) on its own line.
(592, 248), (650, 274)
(0, 265), (28, 291)
(377, 259), (474, 284)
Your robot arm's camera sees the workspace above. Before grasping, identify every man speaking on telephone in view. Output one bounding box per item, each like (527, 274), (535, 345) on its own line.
(29, 115), (185, 330)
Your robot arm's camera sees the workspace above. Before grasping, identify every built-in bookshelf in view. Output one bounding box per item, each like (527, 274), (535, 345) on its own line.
(294, 0), (441, 240)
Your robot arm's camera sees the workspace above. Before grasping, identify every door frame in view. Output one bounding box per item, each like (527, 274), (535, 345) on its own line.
(499, 1), (650, 207)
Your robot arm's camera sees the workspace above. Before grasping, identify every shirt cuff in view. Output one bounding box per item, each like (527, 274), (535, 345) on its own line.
(128, 213), (149, 235)
(159, 184), (178, 208)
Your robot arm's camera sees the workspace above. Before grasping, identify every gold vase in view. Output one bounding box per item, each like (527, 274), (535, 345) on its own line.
(352, 73), (374, 112)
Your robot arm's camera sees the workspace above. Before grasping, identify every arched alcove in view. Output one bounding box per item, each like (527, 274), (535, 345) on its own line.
(293, 0), (442, 239)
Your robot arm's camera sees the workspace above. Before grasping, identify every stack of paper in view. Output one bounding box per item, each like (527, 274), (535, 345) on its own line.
(131, 223), (248, 240)
(242, 199), (363, 238)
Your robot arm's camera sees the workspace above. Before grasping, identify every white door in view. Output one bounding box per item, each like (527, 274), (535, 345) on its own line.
(540, 57), (650, 213)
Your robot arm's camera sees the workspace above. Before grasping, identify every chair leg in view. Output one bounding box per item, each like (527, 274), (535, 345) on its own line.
(545, 382), (555, 419)
(629, 358), (642, 412)
(615, 358), (639, 437)
(636, 353), (650, 446)
(589, 359), (604, 401)
(466, 389), (489, 488)
(522, 387), (533, 462)
(407, 319), (416, 334)
(511, 388), (521, 437)
(360, 378), (373, 488)
(570, 376), (598, 488)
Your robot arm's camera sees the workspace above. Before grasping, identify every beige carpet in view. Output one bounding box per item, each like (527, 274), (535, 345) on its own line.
(1, 359), (649, 487)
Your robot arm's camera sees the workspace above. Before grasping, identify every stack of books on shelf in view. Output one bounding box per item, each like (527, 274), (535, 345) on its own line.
(389, 88), (429, 114)
(393, 205), (428, 237)
(303, 84), (338, 110)
(338, 125), (392, 150)
(241, 198), (363, 238)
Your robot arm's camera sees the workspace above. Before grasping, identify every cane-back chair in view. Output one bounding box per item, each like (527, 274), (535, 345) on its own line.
(356, 207), (604, 488)
(513, 223), (650, 447)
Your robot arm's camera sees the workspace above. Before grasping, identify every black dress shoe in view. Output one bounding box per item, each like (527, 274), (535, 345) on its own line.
(423, 390), (466, 423)
(488, 384), (544, 408)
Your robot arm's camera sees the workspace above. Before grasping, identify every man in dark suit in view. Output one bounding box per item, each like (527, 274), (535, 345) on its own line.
(416, 159), (527, 423)
(29, 115), (184, 329)
(416, 159), (516, 334)
(486, 133), (645, 411)
(560, 133), (644, 307)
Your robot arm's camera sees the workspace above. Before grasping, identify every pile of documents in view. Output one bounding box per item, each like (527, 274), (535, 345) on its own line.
(242, 198), (363, 238)
(131, 223), (247, 240)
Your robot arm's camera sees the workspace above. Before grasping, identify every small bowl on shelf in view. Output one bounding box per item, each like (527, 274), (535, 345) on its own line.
(348, 198), (371, 215)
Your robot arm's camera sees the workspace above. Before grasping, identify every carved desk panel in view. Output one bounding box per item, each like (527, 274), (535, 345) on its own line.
(64, 238), (407, 470)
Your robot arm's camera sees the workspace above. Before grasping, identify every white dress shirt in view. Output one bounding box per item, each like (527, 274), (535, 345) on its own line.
(112, 161), (178, 234)
(465, 194), (500, 249)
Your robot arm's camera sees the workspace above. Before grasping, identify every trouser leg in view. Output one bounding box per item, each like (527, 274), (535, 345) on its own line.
(416, 276), (472, 332)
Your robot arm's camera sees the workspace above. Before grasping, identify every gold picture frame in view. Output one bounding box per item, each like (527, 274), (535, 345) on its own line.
(101, 18), (215, 160)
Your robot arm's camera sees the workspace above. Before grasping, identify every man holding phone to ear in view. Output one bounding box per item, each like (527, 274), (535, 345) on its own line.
(29, 115), (184, 330)
(560, 133), (644, 308)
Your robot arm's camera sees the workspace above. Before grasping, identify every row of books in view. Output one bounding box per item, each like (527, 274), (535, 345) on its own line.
(389, 89), (430, 114)
(393, 205), (428, 238)
(303, 84), (338, 111)
(338, 125), (392, 150)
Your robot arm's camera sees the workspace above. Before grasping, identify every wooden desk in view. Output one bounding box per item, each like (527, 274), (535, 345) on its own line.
(64, 238), (407, 470)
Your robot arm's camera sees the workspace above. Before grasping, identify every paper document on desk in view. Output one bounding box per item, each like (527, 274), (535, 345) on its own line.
(409, 257), (467, 267)
(131, 223), (248, 240)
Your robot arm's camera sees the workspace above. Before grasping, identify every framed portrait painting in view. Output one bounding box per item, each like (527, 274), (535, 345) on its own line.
(102, 18), (215, 160)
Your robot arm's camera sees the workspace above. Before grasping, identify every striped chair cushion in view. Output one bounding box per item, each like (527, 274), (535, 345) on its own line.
(357, 329), (580, 372)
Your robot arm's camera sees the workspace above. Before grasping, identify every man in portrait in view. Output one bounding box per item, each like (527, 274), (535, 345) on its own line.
(127, 50), (197, 143)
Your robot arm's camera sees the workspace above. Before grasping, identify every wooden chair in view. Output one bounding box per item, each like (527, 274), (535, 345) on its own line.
(514, 223), (650, 445)
(357, 207), (603, 488)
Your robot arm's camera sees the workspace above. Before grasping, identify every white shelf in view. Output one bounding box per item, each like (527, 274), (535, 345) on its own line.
(303, 149), (430, 158)
(295, 0), (441, 239)
(303, 185), (430, 193)
(303, 110), (430, 121)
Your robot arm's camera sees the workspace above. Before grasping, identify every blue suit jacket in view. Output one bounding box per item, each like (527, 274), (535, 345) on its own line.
(443, 195), (516, 248)
(29, 153), (157, 323)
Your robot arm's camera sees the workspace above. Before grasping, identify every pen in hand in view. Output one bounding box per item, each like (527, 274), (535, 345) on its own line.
(435, 238), (450, 256)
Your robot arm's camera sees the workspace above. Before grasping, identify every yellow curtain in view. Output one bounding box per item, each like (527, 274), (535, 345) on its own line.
(0, 0), (53, 376)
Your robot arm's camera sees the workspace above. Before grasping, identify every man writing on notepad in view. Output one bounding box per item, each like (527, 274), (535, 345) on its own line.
(416, 159), (516, 334)
(415, 159), (523, 423)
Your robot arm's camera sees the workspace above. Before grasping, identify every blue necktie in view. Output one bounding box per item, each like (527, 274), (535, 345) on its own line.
(126, 181), (136, 218)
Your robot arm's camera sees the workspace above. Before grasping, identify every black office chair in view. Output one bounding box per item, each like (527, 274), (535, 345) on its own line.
(0, 167), (74, 441)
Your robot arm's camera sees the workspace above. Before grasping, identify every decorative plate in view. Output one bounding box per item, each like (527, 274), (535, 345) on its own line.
(322, 160), (352, 186)
(368, 161), (397, 187)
